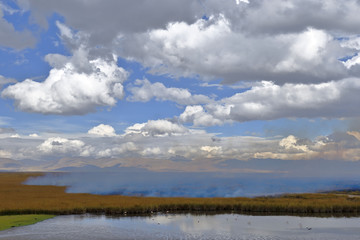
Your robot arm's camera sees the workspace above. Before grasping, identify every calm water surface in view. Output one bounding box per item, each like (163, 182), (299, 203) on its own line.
(0, 214), (360, 240)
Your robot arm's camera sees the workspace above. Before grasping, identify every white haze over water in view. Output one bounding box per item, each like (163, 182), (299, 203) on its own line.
(26, 171), (360, 197)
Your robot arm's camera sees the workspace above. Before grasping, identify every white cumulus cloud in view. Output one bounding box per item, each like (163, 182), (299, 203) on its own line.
(180, 78), (360, 126)
(2, 47), (128, 115)
(88, 124), (117, 137)
(125, 119), (188, 137)
(179, 105), (223, 126)
(37, 137), (86, 155)
(122, 15), (346, 84)
(17, 0), (360, 84)
(127, 79), (211, 105)
(279, 135), (311, 153)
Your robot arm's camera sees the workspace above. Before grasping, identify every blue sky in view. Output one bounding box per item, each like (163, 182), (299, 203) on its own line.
(1, 0), (360, 173)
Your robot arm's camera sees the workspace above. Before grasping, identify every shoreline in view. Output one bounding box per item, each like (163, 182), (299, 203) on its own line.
(2, 206), (360, 218)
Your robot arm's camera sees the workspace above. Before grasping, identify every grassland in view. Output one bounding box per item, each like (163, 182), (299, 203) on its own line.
(1, 172), (360, 216)
(0, 214), (55, 231)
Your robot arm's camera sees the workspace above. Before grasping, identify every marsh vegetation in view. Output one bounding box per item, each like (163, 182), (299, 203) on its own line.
(1, 173), (360, 216)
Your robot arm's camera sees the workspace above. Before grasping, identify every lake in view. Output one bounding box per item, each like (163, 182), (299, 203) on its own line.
(25, 171), (360, 197)
(1, 213), (360, 240)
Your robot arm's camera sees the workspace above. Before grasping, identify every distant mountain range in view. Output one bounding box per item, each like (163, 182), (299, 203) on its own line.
(0, 157), (122, 172)
(2, 157), (360, 180)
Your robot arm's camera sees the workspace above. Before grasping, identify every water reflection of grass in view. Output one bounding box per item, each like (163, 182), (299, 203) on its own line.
(1, 172), (360, 216)
(0, 215), (55, 231)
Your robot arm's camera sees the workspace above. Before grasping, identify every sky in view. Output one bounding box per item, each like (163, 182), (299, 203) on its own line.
(1, 0), (360, 177)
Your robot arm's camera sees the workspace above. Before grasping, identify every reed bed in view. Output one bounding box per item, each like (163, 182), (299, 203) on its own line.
(1, 172), (360, 216)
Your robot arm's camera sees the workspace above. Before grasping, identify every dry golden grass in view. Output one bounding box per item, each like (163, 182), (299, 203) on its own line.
(1, 172), (360, 215)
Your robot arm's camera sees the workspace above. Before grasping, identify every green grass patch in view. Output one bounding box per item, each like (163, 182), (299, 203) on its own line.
(0, 214), (55, 231)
